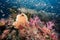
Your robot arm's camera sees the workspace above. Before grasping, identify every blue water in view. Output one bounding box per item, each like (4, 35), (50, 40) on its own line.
(0, 0), (60, 18)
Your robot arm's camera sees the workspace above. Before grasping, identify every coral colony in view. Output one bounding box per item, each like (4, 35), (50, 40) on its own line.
(0, 12), (58, 40)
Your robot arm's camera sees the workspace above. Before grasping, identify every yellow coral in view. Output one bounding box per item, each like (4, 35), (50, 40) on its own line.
(13, 13), (29, 29)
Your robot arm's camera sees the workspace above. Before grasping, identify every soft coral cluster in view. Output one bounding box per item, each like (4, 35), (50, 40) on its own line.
(0, 13), (58, 40)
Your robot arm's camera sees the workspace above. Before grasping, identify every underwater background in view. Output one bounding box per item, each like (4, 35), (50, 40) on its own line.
(0, 0), (60, 18)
